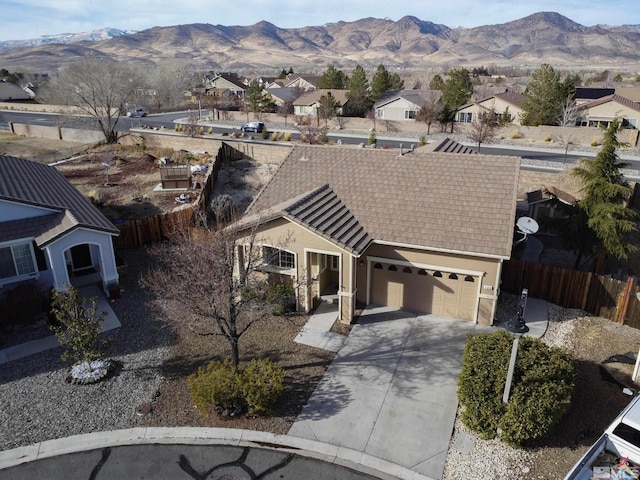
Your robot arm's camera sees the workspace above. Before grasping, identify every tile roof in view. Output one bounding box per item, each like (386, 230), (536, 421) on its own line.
(293, 89), (350, 106)
(577, 94), (640, 113)
(373, 89), (441, 109)
(245, 145), (520, 258)
(0, 156), (119, 246)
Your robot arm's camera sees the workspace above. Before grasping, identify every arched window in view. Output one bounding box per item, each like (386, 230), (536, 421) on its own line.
(417, 269), (427, 276)
(388, 265), (398, 271)
(464, 275), (475, 282)
(374, 263), (383, 269)
(449, 273), (458, 280)
(403, 267), (412, 273)
(433, 271), (442, 277)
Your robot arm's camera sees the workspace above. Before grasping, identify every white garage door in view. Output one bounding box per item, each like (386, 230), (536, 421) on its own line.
(370, 262), (478, 321)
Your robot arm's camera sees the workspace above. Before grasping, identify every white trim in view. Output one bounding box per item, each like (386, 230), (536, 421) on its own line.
(366, 255), (486, 278)
(0, 239), (39, 287)
(479, 293), (498, 300)
(304, 248), (343, 316)
(338, 291), (354, 298)
(373, 239), (509, 260)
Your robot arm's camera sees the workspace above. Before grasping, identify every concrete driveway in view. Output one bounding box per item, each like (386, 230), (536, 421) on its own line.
(289, 306), (494, 480)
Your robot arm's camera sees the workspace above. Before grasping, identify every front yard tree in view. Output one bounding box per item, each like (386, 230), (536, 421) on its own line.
(318, 64), (348, 89)
(346, 64), (371, 117)
(467, 110), (500, 152)
(520, 64), (578, 126)
(440, 68), (474, 113)
(317, 91), (340, 128)
(144, 218), (272, 367)
(370, 64), (404, 102)
(42, 59), (138, 144)
(416, 93), (442, 135)
(572, 119), (638, 261)
(246, 80), (272, 117)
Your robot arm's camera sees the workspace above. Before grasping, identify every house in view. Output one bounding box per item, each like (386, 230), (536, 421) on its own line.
(577, 94), (640, 129)
(373, 90), (441, 121)
(284, 75), (321, 91)
(0, 156), (120, 296)
(233, 145), (519, 325)
(575, 87), (616, 105)
(265, 87), (298, 108)
(0, 81), (31, 101)
(455, 92), (525, 125)
(293, 89), (349, 116)
(204, 73), (247, 98)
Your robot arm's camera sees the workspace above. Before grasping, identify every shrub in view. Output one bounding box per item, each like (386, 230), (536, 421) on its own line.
(510, 129), (523, 139)
(591, 136), (602, 147)
(271, 132), (278, 141)
(188, 359), (284, 416)
(418, 134), (426, 147)
(368, 129), (377, 146)
(283, 132), (291, 141)
(261, 128), (270, 140)
(544, 134), (552, 142)
(240, 358), (285, 414)
(188, 360), (243, 415)
(266, 283), (295, 315)
(457, 330), (575, 448)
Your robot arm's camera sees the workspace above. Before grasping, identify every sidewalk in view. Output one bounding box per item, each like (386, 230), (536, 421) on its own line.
(294, 302), (346, 352)
(0, 285), (120, 364)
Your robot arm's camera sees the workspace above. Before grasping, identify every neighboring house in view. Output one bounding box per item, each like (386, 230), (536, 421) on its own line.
(233, 145), (519, 325)
(373, 90), (441, 121)
(575, 87), (615, 105)
(616, 87), (640, 103)
(285, 75), (321, 91)
(265, 87), (298, 108)
(455, 92), (525, 125)
(204, 73), (247, 98)
(526, 186), (578, 232)
(0, 156), (120, 296)
(0, 81), (31, 101)
(293, 89), (349, 116)
(576, 94), (640, 129)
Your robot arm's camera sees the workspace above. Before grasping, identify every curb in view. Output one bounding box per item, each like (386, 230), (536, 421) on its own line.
(0, 427), (436, 480)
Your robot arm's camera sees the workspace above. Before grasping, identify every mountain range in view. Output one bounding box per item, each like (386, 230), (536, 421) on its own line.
(1, 12), (639, 73)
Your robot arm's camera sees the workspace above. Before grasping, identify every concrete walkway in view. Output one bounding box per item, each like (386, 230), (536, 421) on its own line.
(289, 306), (495, 480)
(294, 301), (346, 352)
(0, 285), (120, 364)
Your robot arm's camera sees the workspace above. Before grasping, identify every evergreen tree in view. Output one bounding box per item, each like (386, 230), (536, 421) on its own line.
(440, 68), (473, 111)
(370, 64), (404, 102)
(429, 74), (444, 90)
(278, 69), (287, 79)
(246, 80), (272, 114)
(318, 64), (348, 89)
(520, 64), (576, 126)
(572, 119), (638, 261)
(346, 64), (371, 117)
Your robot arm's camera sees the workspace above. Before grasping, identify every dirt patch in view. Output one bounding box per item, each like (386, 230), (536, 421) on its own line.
(0, 132), (89, 163)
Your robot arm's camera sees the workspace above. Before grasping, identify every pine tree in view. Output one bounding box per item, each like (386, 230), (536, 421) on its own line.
(440, 68), (473, 111)
(346, 64), (371, 117)
(572, 119), (638, 261)
(370, 64), (404, 102)
(318, 64), (348, 89)
(520, 64), (577, 126)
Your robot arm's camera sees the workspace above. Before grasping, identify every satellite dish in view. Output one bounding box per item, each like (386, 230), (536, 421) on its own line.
(516, 217), (539, 235)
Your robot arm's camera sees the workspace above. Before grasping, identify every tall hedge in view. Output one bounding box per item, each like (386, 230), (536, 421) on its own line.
(457, 330), (575, 447)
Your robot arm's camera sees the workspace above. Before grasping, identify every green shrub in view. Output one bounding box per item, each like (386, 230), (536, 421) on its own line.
(266, 283), (295, 315)
(188, 359), (284, 416)
(261, 128), (270, 140)
(368, 129), (377, 146)
(418, 134), (426, 147)
(240, 358), (285, 414)
(457, 330), (575, 448)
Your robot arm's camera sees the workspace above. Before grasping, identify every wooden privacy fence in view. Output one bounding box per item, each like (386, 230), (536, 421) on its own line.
(112, 141), (244, 249)
(501, 260), (640, 330)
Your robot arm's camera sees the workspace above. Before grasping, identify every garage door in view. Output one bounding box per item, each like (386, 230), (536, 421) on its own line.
(370, 262), (478, 321)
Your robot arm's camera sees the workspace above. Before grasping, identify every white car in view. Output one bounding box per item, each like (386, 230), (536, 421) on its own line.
(127, 108), (147, 118)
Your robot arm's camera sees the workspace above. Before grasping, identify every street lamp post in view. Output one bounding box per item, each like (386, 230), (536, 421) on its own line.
(502, 288), (529, 404)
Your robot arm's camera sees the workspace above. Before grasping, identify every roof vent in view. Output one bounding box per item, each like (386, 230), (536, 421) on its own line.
(299, 155), (310, 161)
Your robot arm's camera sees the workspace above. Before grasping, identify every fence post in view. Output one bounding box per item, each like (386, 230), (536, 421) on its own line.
(617, 276), (636, 325)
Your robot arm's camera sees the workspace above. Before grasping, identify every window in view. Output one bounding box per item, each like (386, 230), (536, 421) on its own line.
(330, 255), (339, 271)
(388, 265), (398, 271)
(0, 242), (37, 281)
(448, 273), (458, 280)
(404, 110), (418, 119)
(465, 275), (475, 282)
(417, 269), (427, 276)
(433, 271), (443, 277)
(403, 267), (412, 273)
(376, 108), (384, 118)
(262, 246), (295, 269)
(374, 263), (383, 269)
(457, 112), (472, 123)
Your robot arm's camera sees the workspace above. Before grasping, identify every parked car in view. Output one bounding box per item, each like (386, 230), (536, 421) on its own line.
(241, 121), (265, 133)
(127, 108), (147, 118)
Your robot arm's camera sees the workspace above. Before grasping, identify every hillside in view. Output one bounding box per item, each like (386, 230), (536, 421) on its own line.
(1, 12), (640, 73)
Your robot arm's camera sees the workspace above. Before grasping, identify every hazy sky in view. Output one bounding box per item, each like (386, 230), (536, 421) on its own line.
(3, 0), (640, 41)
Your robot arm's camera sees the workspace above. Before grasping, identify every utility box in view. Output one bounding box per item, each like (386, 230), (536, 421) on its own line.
(160, 164), (190, 189)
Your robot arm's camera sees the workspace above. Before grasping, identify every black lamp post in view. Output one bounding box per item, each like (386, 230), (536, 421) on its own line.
(503, 289), (529, 403)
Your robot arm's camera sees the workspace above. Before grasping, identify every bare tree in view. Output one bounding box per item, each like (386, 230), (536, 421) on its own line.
(558, 97), (580, 127)
(41, 59), (139, 144)
(467, 110), (500, 152)
(143, 216), (277, 366)
(147, 64), (191, 111)
(416, 95), (442, 135)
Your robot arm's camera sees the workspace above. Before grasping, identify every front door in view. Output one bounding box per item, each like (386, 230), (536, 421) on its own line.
(70, 244), (93, 271)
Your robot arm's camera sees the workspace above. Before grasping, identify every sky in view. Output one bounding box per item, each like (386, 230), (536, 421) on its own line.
(2, 0), (640, 41)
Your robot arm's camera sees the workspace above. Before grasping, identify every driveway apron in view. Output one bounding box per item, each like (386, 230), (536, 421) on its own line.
(288, 306), (493, 480)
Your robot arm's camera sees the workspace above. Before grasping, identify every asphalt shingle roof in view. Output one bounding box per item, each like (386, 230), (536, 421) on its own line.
(245, 145), (520, 258)
(0, 155), (119, 246)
